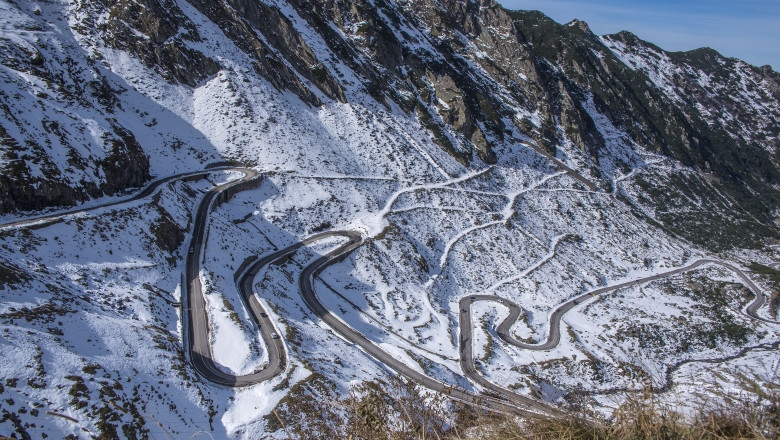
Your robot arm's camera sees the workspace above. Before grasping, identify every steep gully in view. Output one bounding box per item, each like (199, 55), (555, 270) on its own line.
(2, 167), (777, 417)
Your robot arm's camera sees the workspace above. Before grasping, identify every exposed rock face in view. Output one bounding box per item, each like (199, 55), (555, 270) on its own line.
(0, 175), (91, 214)
(0, 0), (155, 214)
(0, 260), (30, 288)
(98, 125), (151, 196)
(0, 0), (778, 244)
(150, 205), (185, 255)
(84, 0), (222, 87)
(74, 0), (348, 104)
(183, 0), (345, 104)
(0, 122), (149, 213)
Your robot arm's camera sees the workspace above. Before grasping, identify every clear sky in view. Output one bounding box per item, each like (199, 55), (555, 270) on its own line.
(496, 0), (779, 70)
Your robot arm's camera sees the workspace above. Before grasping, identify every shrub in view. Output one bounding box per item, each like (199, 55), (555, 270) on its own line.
(269, 376), (780, 439)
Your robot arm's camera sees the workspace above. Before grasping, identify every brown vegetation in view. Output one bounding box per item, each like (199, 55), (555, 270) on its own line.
(266, 376), (780, 440)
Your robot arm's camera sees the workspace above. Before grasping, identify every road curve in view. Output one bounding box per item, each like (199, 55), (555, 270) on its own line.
(457, 259), (779, 411)
(5, 163), (776, 415)
(461, 258), (778, 367)
(0, 162), (555, 411)
(296, 231), (560, 416)
(0, 165), (292, 386)
(457, 298), (563, 413)
(183, 167), (294, 387)
(0, 166), (241, 230)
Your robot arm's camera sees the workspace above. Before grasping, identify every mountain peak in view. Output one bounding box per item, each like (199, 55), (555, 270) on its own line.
(566, 18), (593, 34)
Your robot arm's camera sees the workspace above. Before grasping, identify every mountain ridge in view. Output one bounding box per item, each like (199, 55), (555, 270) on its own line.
(1, 0), (779, 438)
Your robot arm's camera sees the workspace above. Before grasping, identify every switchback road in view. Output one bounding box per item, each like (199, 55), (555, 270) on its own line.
(4, 166), (778, 418)
(296, 231), (557, 416)
(1, 166), (553, 413)
(459, 259), (779, 393)
(184, 168), (291, 386)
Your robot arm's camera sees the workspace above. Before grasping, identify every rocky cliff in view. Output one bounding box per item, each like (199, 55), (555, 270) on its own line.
(1, 0), (778, 238)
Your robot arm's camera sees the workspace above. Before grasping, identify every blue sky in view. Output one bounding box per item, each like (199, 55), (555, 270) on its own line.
(496, 0), (779, 69)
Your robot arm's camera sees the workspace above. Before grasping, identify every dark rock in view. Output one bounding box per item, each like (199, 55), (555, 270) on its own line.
(150, 206), (185, 255)
(98, 124), (151, 197)
(96, 0), (221, 87)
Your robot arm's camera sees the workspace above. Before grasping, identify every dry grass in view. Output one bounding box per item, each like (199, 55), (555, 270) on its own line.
(269, 374), (468, 440)
(464, 387), (780, 440)
(267, 376), (780, 440)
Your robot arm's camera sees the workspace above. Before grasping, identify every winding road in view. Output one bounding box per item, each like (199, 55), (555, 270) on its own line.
(174, 169), (554, 414)
(0, 167), (550, 414)
(0, 166), (241, 230)
(3, 166), (778, 419)
(183, 167), (291, 386)
(459, 259), (779, 363)
(295, 231), (557, 415)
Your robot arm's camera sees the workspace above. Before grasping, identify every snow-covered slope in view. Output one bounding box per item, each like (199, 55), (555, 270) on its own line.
(1, 0), (779, 438)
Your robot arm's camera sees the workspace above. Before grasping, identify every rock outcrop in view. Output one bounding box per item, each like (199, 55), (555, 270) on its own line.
(0, 0), (778, 246)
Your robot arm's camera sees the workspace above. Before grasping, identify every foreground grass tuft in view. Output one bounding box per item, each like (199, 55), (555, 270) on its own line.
(267, 377), (780, 440)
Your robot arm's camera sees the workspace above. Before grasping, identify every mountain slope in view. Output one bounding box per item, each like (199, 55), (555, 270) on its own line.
(3, 0), (778, 247)
(0, 0), (779, 438)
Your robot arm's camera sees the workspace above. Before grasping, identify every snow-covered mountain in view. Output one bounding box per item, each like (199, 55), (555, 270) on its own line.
(1, 0), (778, 438)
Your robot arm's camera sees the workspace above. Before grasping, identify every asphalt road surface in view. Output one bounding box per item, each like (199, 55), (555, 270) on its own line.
(0, 166), (293, 386)
(296, 231), (557, 416)
(0, 166), (551, 412)
(460, 259), (778, 358)
(0, 166), (240, 230)
(4, 165), (778, 416)
(183, 167), (286, 386)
